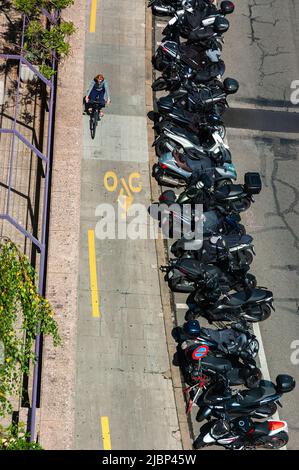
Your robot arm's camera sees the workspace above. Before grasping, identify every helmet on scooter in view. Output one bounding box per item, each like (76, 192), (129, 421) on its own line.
(213, 16), (230, 34)
(184, 320), (201, 337)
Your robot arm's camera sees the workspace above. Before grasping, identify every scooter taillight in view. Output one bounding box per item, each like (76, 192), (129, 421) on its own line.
(268, 421), (286, 431)
(159, 163), (168, 169)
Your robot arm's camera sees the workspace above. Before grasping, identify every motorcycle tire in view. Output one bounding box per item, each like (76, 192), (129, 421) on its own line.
(185, 310), (197, 321)
(252, 402), (277, 420)
(152, 77), (168, 91)
(193, 436), (207, 449)
(231, 198), (251, 213)
(258, 431), (289, 449)
(195, 407), (210, 423)
(243, 303), (272, 323)
(240, 249), (254, 266)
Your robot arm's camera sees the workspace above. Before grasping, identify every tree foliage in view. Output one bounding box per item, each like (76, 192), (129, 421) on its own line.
(0, 238), (61, 417)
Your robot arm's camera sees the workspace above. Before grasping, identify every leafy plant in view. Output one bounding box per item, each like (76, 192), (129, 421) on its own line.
(0, 422), (43, 450)
(13, 0), (75, 14)
(0, 238), (61, 417)
(13, 0), (76, 79)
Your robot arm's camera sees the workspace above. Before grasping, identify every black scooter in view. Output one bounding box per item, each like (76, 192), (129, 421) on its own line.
(194, 374), (295, 422)
(171, 233), (256, 272)
(186, 286), (274, 323)
(154, 78), (238, 118)
(158, 172), (262, 214)
(149, 0), (217, 18)
(161, 257), (256, 293)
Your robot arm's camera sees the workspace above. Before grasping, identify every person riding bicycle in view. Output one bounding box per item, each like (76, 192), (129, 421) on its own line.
(84, 73), (111, 118)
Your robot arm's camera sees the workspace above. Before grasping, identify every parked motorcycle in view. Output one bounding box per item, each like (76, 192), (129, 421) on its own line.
(162, 6), (232, 41)
(194, 374), (295, 422)
(152, 151), (237, 187)
(152, 42), (225, 91)
(171, 233), (255, 271)
(193, 416), (290, 449)
(161, 257), (256, 293)
(149, 0), (217, 18)
(153, 122), (230, 160)
(157, 171), (262, 214)
(185, 286), (274, 323)
(174, 320), (260, 362)
(154, 78), (238, 118)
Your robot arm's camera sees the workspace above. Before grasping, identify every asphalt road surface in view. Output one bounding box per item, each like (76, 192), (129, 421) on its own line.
(153, 0), (299, 449)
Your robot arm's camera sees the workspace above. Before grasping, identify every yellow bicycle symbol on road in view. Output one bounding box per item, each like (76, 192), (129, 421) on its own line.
(104, 171), (142, 218)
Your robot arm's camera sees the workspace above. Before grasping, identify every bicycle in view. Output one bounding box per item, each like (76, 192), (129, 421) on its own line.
(88, 98), (103, 139)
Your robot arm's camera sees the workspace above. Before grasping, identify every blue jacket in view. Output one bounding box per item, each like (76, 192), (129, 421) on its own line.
(87, 79), (111, 101)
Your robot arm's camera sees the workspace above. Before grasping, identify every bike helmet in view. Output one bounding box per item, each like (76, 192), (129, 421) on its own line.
(213, 16), (230, 34)
(220, 1), (235, 15)
(223, 77), (239, 94)
(183, 320), (201, 337)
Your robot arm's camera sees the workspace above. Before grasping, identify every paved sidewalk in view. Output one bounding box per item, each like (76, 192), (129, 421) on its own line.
(75, 0), (181, 450)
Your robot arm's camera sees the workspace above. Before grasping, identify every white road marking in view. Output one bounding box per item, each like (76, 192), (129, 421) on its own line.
(176, 303), (188, 309)
(156, 22), (168, 28)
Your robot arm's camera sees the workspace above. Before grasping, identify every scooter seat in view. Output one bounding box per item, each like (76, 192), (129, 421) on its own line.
(200, 327), (246, 354)
(224, 234), (253, 249)
(170, 126), (200, 145)
(237, 380), (277, 405)
(226, 289), (272, 307)
(201, 356), (232, 373)
(176, 258), (204, 279)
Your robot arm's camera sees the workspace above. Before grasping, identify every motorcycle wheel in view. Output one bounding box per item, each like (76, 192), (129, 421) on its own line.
(231, 198), (251, 213)
(152, 77), (168, 91)
(252, 402), (277, 420)
(195, 407), (209, 423)
(240, 249), (254, 266)
(243, 304), (271, 322)
(193, 436), (207, 449)
(185, 310), (197, 321)
(260, 304), (272, 321)
(259, 431), (289, 449)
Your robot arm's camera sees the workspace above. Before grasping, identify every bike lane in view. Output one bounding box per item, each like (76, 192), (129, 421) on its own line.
(74, 0), (182, 450)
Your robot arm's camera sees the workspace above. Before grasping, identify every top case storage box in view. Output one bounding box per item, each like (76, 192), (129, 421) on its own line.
(244, 172), (262, 195)
(276, 374), (296, 393)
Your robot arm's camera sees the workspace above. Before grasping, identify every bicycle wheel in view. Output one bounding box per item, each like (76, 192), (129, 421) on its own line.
(90, 111), (97, 139)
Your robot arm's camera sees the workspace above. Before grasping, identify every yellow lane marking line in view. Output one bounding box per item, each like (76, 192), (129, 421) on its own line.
(90, 0), (97, 33)
(88, 229), (100, 317)
(101, 417), (112, 450)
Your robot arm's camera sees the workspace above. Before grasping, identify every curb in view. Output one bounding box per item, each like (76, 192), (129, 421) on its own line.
(145, 3), (193, 451)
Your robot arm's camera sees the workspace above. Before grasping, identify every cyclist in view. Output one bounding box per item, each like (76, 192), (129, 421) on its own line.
(84, 73), (111, 118)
